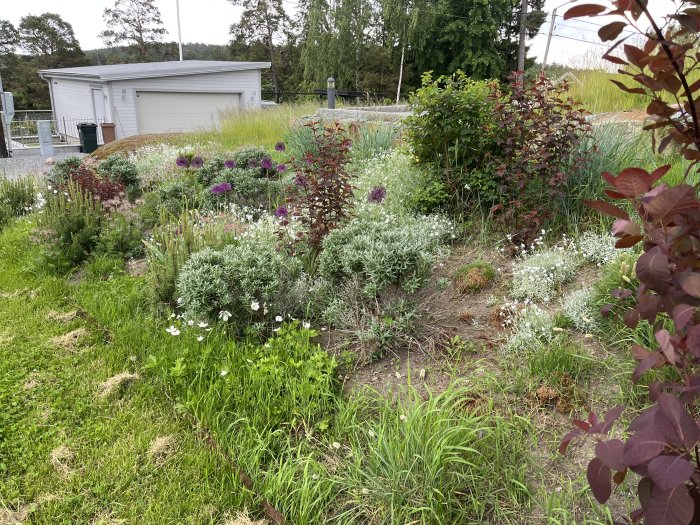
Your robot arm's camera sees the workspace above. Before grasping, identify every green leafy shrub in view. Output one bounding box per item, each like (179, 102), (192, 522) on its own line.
(138, 175), (203, 225)
(202, 168), (285, 211)
(176, 241), (301, 324)
(85, 254), (125, 280)
(318, 213), (452, 297)
(231, 145), (270, 174)
(0, 177), (35, 230)
(404, 71), (498, 204)
(97, 155), (140, 201)
(47, 156), (82, 185)
(144, 209), (239, 305)
(39, 180), (104, 272)
(93, 213), (144, 260)
(348, 123), (399, 161)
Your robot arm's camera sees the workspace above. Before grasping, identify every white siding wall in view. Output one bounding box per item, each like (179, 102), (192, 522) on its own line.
(109, 69), (262, 138)
(49, 78), (95, 139)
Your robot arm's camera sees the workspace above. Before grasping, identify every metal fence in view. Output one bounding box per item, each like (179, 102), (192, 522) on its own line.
(3, 111), (104, 148)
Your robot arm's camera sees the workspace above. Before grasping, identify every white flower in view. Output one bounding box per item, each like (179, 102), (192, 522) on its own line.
(165, 325), (180, 336)
(187, 320), (194, 326)
(275, 315), (283, 322)
(219, 310), (232, 321)
(303, 321), (311, 329)
(197, 336), (204, 342)
(368, 429), (376, 438)
(220, 370), (228, 377)
(198, 321), (208, 328)
(251, 301), (260, 311)
(331, 441), (341, 450)
(399, 414), (408, 422)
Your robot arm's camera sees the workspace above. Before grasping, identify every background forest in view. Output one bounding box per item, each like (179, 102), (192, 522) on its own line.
(0, 0), (546, 109)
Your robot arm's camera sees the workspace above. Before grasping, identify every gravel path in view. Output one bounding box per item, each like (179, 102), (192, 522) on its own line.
(0, 152), (85, 180)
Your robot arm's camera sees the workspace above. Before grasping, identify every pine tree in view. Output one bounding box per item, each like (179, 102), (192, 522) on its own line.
(99, 0), (168, 60)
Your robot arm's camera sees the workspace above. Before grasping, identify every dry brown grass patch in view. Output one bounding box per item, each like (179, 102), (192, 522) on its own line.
(50, 446), (75, 477)
(0, 495), (56, 525)
(98, 372), (140, 399)
(148, 435), (177, 465)
(50, 328), (88, 350)
(221, 510), (268, 525)
(46, 310), (84, 323)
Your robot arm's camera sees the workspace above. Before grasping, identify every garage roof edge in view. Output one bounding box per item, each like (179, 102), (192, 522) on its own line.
(39, 60), (271, 81)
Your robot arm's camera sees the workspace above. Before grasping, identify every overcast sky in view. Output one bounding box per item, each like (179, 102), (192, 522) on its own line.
(2, 0), (681, 68)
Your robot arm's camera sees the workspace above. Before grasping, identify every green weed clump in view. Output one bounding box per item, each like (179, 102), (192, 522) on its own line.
(0, 177), (35, 230)
(454, 260), (496, 293)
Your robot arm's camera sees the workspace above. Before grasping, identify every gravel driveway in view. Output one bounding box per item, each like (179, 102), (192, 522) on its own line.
(0, 152), (85, 180)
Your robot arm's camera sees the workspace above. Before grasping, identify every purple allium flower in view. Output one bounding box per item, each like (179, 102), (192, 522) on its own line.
(224, 160), (236, 169)
(275, 141), (286, 152)
(367, 185), (387, 204)
(276, 163), (287, 173)
(191, 156), (204, 169)
(248, 158), (259, 168)
(261, 156), (274, 170)
(293, 175), (307, 187)
(274, 205), (288, 218)
(211, 182), (232, 195)
(176, 156), (190, 168)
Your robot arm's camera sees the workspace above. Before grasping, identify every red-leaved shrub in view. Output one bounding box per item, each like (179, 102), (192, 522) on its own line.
(559, 2), (700, 524)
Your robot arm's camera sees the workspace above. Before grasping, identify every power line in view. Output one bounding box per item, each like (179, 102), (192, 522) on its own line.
(537, 32), (610, 47)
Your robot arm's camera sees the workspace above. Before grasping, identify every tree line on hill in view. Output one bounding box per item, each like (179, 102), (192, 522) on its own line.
(0, 0), (546, 110)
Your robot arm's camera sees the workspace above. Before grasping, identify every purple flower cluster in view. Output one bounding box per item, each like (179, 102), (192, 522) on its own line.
(224, 160), (236, 169)
(275, 141), (286, 152)
(248, 158), (259, 169)
(276, 163), (287, 173)
(274, 205), (288, 218)
(211, 182), (232, 195)
(367, 185), (387, 204)
(293, 175), (307, 187)
(176, 156), (190, 168)
(261, 156), (274, 170)
(191, 156), (204, 169)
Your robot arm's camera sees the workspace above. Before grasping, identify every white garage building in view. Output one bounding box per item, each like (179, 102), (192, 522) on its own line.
(38, 60), (270, 141)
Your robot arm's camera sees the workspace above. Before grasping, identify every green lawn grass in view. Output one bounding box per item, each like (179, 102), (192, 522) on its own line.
(176, 102), (320, 152)
(0, 221), (249, 524)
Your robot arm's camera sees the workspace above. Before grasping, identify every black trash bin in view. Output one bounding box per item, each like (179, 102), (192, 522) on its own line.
(77, 123), (99, 154)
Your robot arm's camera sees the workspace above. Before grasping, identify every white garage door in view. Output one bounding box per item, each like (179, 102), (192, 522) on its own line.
(136, 91), (240, 134)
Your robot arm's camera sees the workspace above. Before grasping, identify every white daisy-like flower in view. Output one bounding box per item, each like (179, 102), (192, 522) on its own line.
(251, 301), (260, 311)
(166, 325), (180, 336)
(197, 336), (204, 342)
(187, 320), (194, 326)
(220, 370), (228, 377)
(198, 321), (208, 328)
(303, 321), (311, 329)
(275, 315), (283, 322)
(219, 310), (232, 321)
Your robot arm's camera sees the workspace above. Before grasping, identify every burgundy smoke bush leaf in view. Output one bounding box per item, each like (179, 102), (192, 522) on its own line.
(611, 218), (640, 237)
(644, 185), (698, 220)
(563, 4), (606, 19)
(632, 352), (665, 383)
(645, 485), (694, 525)
(647, 456), (695, 493)
(587, 458), (613, 503)
(604, 168), (654, 197)
(655, 331), (677, 365)
(599, 21), (628, 41)
(671, 304), (694, 331)
(657, 394), (700, 447)
(596, 439), (626, 472)
(636, 247), (671, 292)
(636, 295), (661, 321)
(586, 200), (630, 220)
(623, 428), (666, 465)
(559, 428), (582, 454)
(615, 235), (644, 248)
(679, 272), (700, 298)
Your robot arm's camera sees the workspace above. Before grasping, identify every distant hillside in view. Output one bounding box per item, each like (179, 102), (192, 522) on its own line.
(84, 42), (232, 65)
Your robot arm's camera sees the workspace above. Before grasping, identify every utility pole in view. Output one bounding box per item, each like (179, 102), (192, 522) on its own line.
(517, 0), (528, 83)
(176, 0), (184, 61)
(541, 8), (557, 74)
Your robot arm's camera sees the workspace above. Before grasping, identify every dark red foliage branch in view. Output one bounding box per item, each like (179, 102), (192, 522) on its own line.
(69, 166), (125, 205)
(559, 2), (700, 525)
(281, 121), (354, 251)
(490, 74), (591, 248)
